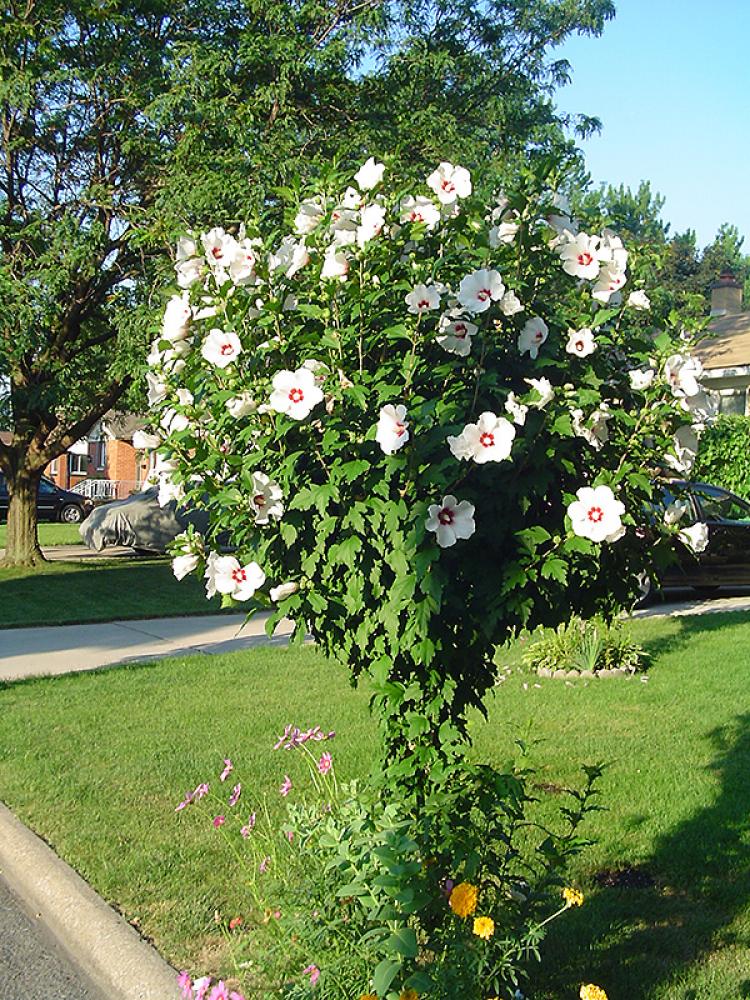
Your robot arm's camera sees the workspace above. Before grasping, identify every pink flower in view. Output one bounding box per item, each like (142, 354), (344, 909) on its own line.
(175, 792), (193, 812)
(303, 964), (321, 987)
(240, 813), (256, 838)
(193, 782), (209, 799)
(208, 982), (230, 1000)
(286, 830), (295, 843)
(440, 878), (455, 899)
(213, 815), (226, 828)
(220, 759), (233, 782)
(280, 775), (292, 797)
(259, 856), (271, 874)
(176, 971), (192, 998)
(193, 978), (212, 1000)
(228, 783), (242, 807)
(317, 752), (333, 775)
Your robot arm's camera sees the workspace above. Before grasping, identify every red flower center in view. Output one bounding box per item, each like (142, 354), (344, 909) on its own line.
(438, 507), (455, 525)
(254, 493), (266, 507)
(220, 342), (234, 355)
(575, 340), (584, 351)
(477, 288), (491, 301)
(577, 252), (593, 267)
(409, 211), (423, 222)
(395, 423), (406, 437)
(587, 506), (604, 523)
(534, 330), (544, 341)
(232, 568), (247, 583)
(479, 432), (495, 448)
(211, 246), (223, 260)
(289, 387), (304, 403)
(418, 299), (430, 309)
(441, 179), (455, 192)
(454, 323), (467, 338)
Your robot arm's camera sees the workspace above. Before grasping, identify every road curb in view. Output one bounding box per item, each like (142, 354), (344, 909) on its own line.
(0, 801), (179, 1000)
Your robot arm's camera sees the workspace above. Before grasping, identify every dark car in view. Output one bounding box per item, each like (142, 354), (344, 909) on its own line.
(647, 480), (750, 598)
(0, 473), (93, 524)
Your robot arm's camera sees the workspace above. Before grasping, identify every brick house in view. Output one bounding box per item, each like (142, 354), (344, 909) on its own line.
(44, 411), (150, 499)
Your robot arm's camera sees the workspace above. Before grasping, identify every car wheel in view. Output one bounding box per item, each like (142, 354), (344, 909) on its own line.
(692, 585), (720, 599)
(60, 504), (84, 524)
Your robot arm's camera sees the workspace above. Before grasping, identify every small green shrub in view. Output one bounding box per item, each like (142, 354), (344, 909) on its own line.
(521, 617), (648, 675)
(694, 415), (750, 499)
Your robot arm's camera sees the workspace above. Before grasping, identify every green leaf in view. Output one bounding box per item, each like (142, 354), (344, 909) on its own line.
(387, 926), (418, 958)
(373, 958), (401, 995)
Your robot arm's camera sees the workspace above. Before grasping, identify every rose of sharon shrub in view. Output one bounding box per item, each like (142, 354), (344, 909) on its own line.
(144, 157), (703, 770)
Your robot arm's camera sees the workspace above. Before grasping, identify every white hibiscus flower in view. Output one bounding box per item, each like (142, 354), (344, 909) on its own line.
(500, 290), (524, 316)
(399, 195), (441, 229)
(354, 157), (385, 191)
(161, 293), (192, 343)
(558, 232), (606, 280)
(664, 425), (700, 474)
(566, 327), (597, 358)
(592, 263), (627, 303)
(425, 495), (476, 548)
(524, 377), (554, 409)
(436, 312), (477, 356)
(356, 204), (386, 247)
(321, 247), (350, 280)
(269, 581), (300, 602)
(426, 162), (472, 205)
(568, 485), (625, 543)
(294, 197), (325, 235)
(572, 404), (611, 451)
(226, 392), (256, 418)
(375, 404), (410, 455)
(447, 412), (516, 464)
(268, 367), (324, 420)
(504, 392), (528, 426)
(679, 522), (709, 554)
(212, 556), (266, 602)
(268, 236), (310, 278)
(457, 269), (505, 314)
(173, 553), (200, 581)
(627, 289), (651, 310)
(405, 283), (442, 314)
(201, 329), (242, 368)
(628, 368), (655, 390)
(146, 371), (168, 407)
(249, 471), (284, 524)
(518, 317), (549, 359)
(664, 353), (703, 398)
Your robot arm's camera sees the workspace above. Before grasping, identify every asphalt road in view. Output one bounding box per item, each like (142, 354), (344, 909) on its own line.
(0, 875), (105, 1000)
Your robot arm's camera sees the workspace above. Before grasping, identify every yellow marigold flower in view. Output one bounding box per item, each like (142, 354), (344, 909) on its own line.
(448, 881), (478, 917)
(580, 985), (608, 1000)
(563, 887), (584, 907)
(399, 990), (419, 1000)
(473, 915), (495, 940)
(359, 995), (378, 1000)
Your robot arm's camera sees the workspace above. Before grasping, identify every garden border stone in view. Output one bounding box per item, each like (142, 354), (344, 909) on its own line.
(0, 801), (180, 1000)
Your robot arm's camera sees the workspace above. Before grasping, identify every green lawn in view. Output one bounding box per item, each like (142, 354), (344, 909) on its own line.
(0, 521), (82, 547)
(0, 557), (227, 627)
(1, 612), (750, 998)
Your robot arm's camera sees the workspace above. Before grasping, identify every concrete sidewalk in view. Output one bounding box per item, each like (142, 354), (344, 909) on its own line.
(0, 544), (139, 562)
(0, 612), (294, 682)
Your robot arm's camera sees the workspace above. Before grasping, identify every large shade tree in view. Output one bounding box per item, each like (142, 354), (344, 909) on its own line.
(0, 0), (615, 565)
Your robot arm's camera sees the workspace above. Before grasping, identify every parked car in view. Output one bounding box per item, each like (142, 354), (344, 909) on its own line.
(0, 473), (93, 524)
(79, 486), (210, 554)
(643, 480), (750, 599)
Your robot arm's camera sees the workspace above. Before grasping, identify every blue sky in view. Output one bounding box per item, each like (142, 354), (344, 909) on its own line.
(553, 1), (750, 250)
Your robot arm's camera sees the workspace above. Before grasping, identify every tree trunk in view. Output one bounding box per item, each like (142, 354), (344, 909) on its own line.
(3, 467), (44, 567)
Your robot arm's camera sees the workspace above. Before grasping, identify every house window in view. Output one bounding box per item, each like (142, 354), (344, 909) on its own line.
(717, 390), (747, 416)
(96, 439), (107, 470)
(69, 452), (89, 476)
(48, 458), (59, 476)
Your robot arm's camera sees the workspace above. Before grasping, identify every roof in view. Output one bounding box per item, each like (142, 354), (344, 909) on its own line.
(695, 311), (750, 371)
(100, 411), (147, 441)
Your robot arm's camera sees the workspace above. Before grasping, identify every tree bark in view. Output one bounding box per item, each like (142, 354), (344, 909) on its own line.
(3, 466), (44, 567)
